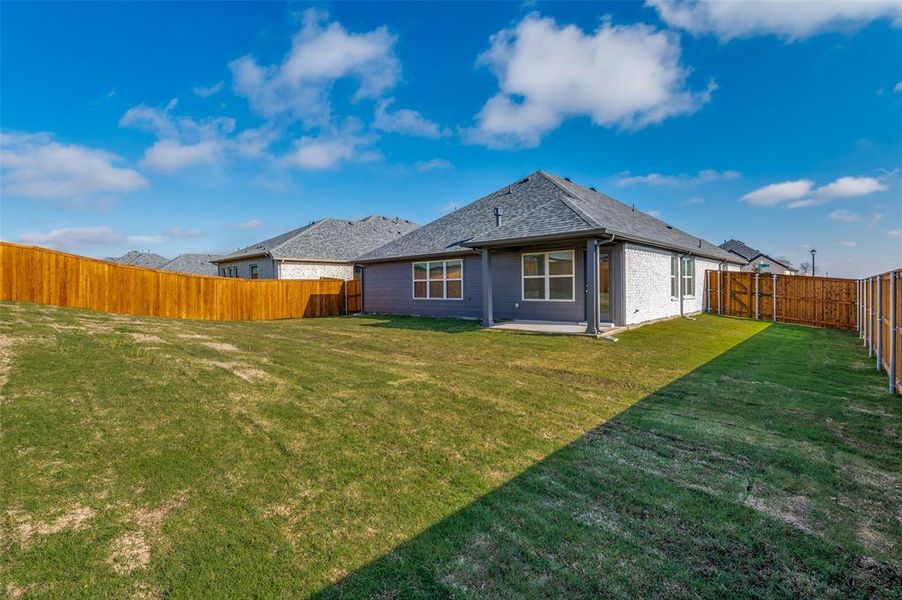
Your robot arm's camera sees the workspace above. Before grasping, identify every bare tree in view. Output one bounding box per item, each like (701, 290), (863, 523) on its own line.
(799, 262), (810, 275)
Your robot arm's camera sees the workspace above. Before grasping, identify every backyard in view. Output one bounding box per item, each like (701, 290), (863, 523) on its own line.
(1, 302), (899, 598)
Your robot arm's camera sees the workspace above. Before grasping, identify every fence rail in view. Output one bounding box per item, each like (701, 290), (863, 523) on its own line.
(858, 270), (901, 396)
(0, 242), (362, 321)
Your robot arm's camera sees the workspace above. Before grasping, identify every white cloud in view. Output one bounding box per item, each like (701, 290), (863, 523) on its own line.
(142, 140), (222, 173)
(467, 13), (713, 148)
(164, 226), (204, 238)
(18, 225), (205, 251)
(741, 179), (813, 206)
(615, 168), (740, 186)
(827, 209), (862, 223)
(415, 158), (453, 172)
(230, 9), (399, 124)
(888, 229), (902, 237)
(19, 226), (126, 250)
(120, 101), (269, 172)
(193, 81), (225, 97)
(647, 0), (902, 41)
(742, 175), (888, 208)
(646, 209), (663, 218)
(0, 131), (148, 200)
(839, 240), (858, 247)
(373, 99), (448, 139)
(894, 81), (902, 93)
(238, 219), (262, 230)
(683, 196), (704, 205)
(281, 120), (377, 171)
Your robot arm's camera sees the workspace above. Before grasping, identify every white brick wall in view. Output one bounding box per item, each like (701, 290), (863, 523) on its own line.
(278, 261), (354, 280)
(623, 243), (734, 325)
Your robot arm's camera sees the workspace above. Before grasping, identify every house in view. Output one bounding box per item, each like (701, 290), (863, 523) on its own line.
(356, 171), (744, 333)
(160, 253), (223, 276)
(106, 250), (170, 269)
(212, 216), (418, 280)
(718, 239), (798, 275)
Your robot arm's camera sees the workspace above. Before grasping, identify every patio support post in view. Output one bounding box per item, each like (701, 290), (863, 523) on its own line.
(890, 272), (897, 395)
(717, 269), (722, 315)
(877, 275), (883, 372)
(481, 249), (493, 327)
(586, 239), (599, 335)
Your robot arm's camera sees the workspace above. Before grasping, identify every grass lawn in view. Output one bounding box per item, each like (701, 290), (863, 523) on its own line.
(1, 302), (900, 598)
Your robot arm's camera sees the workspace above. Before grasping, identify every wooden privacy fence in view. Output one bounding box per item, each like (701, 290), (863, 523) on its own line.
(705, 270), (858, 330)
(858, 270), (901, 396)
(0, 242), (362, 321)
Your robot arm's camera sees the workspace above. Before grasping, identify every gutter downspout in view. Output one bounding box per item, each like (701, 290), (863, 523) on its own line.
(357, 265), (365, 315)
(678, 252), (690, 318)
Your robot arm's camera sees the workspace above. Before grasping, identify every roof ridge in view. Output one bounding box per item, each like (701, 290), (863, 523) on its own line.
(269, 218), (329, 255)
(533, 172), (600, 229)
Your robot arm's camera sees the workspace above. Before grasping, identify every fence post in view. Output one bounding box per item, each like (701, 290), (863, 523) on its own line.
(868, 278), (873, 356)
(890, 272), (897, 395)
(877, 275), (883, 372)
(857, 279), (861, 337)
(754, 272), (759, 320)
(343, 280), (348, 316)
(771, 273), (777, 323)
(717, 269), (722, 315)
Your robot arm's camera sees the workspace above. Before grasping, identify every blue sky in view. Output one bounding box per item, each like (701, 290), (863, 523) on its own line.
(1, 1), (900, 277)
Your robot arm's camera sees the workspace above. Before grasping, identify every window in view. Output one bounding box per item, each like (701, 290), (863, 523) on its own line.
(412, 259), (462, 300)
(682, 257), (695, 297)
(249, 264), (258, 279)
(522, 250), (574, 301)
(671, 255), (695, 298)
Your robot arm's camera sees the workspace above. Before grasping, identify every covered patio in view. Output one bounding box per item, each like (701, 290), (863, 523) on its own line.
(487, 319), (624, 337)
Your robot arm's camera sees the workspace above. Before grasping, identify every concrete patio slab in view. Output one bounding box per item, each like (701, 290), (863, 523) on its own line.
(487, 320), (624, 338)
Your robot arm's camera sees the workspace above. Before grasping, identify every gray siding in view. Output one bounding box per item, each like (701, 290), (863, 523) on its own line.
(491, 249), (586, 321)
(362, 245), (591, 322)
(215, 257), (276, 279)
(363, 255), (483, 319)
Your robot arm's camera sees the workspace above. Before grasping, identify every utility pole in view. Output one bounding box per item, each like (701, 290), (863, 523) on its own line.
(810, 248), (817, 277)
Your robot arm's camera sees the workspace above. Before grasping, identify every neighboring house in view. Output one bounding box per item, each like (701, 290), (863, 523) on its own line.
(106, 250), (170, 269)
(212, 216), (418, 280)
(356, 171), (744, 333)
(160, 253), (223, 276)
(719, 239), (798, 275)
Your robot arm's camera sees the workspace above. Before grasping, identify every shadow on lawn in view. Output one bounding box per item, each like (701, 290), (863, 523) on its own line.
(316, 324), (900, 599)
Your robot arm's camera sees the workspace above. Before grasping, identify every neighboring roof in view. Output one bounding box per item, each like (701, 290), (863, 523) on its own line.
(719, 239), (760, 261)
(213, 216), (419, 264)
(358, 171), (741, 263)
(719, 239), (798, 271)
(160, 253), (223, 276)
(107, 250), (170, 269)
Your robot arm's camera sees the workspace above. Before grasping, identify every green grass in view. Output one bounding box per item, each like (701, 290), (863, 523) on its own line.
(1, 302), (899, 598)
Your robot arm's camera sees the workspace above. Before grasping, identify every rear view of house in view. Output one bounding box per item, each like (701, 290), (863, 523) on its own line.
(212, 216), (418, 280)
(357, 171), (744, 333)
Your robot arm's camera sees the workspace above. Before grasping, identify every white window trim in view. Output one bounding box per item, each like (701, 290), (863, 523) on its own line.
(412, 259), (464, 301)
(521, 250), (576, 302)
(680, 256), (696, 299)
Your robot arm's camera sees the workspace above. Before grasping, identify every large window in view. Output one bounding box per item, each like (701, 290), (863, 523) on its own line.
(671, 255), (695, 298)
(249, 264), (258, 279)
(522, 250), (574, 301)
(413, 259), (462, 300)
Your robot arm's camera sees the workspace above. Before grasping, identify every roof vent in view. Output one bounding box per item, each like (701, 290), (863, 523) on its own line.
(698, 239), (703, 248)
(589, 186), (597, 192)
(631, 204), (636, 212)
(564, 177), (572, 182)
(666, 225), (673, 230)
(493, 206), (504, 227)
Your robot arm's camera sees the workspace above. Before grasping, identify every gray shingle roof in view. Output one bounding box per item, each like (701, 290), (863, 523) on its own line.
(160, 253), (223, 276)
(358, 171), (741, 263)
(719, 239), (798, 271)
(106, 250), (170, 269)
(719, 239), (760, 261)
(213, 216), (418, 263)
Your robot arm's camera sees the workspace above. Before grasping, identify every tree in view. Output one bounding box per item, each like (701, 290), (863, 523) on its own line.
(799, 262), (810, 275)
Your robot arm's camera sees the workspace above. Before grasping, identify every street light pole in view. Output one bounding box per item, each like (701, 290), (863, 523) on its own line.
(810, 248), (817, 277)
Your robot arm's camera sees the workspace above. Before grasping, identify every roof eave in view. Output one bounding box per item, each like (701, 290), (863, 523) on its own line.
(356, 248), (479, 264)
(211, 251), (271, 263)
(462, 228), (607, 249)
